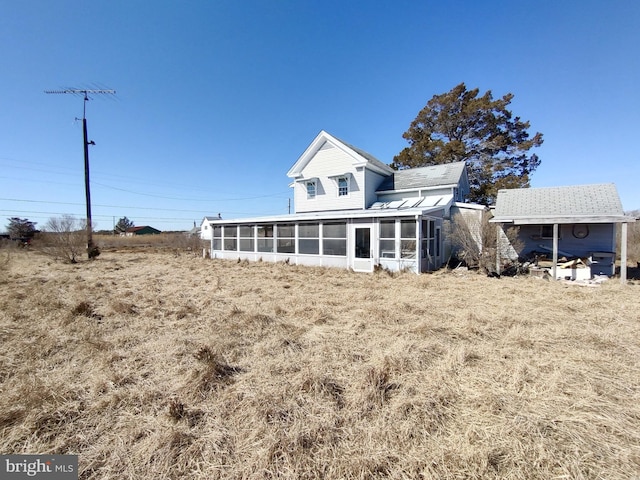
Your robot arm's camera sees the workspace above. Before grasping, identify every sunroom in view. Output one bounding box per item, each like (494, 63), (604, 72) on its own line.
(207, 206), (446, 273)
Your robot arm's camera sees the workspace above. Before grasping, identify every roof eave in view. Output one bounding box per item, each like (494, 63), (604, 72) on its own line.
(206, 206), (446, 225)
(490, 215), (635, 224)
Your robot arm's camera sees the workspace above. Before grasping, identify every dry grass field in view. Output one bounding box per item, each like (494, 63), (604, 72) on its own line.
(1, 247), (639, 479)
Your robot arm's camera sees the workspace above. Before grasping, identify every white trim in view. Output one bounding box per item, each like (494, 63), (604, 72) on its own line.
(206, 205), (445, 226)
(336, 175), (350, 197)
(287, 130), (393, 179)
(351, 223), (375, 272)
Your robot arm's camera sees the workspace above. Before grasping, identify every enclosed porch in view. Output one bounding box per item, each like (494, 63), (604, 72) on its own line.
(208, 208), (445, 274)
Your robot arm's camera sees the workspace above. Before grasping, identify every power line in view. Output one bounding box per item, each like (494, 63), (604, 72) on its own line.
(92, 181), (291, 201)
(0, 157), (292, 201)
(0, 197), (249, 214)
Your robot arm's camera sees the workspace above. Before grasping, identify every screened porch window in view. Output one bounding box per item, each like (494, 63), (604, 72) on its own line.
(422, 220), (436, 259)
(380, 220), (396, 258)
(223, 225), (237, 251)
(277, 224), (295, 253)
(323, 222), (346, 256)
(400, 219), (417, 258)
(239, 225), (254, 252)
(212, 225), (222, 251)
(298, 223), (319, 254)
(257, 225), (274, 252)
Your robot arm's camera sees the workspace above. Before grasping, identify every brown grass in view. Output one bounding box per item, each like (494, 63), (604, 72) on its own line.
(623, 218), (640, 264)
(94, 233), (206, 253)
(1, 250), (639, 479)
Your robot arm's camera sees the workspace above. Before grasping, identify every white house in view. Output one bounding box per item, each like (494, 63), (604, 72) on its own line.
(203, 131), (479, 273)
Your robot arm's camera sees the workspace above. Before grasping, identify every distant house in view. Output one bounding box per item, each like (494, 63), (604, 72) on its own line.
(490, 184), (635, 281)
(125, 226), (161, 236)
(202, 130), (480, 273)
(200, 214), (222, 241)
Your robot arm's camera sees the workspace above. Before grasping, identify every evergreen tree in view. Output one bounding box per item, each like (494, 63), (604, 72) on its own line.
(6, 217), (37, 239)
(115, 217), (134, 234)
(392, 83), (543, 204)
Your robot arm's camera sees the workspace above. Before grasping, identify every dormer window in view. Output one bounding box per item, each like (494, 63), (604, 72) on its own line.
(306, 180), (316, 199)
(337, 176), (349, 196)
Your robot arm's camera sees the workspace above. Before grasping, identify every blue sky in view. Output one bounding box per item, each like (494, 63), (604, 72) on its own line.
(1, 0), (639, 232)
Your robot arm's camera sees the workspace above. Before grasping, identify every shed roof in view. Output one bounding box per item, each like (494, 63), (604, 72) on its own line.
(376, 161), (467, 192)
(490, 183), (634, 224)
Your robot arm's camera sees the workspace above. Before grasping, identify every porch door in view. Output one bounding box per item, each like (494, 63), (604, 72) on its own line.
(352, 226), (373, 272)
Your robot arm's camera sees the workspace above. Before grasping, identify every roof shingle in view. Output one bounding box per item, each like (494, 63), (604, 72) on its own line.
(377, 161), (467, 192)
(492, 183), (627, 222)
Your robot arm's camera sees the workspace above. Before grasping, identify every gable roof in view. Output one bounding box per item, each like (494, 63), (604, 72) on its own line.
(490, 183), (634, 224)
(376, 161), (468, 193)
(287, 130), (393, 178)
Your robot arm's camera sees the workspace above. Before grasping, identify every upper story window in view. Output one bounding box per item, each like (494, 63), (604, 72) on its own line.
(337, 176), (349, 196)
(306, 181), (316, 199)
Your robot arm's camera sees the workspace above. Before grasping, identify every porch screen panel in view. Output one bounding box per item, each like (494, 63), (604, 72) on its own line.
(239, 225), (254, 252)
(421, 220), (429, 259)
(298, 223), (319, 255)
(428, 220), (436, 256)
(400, 219), (417, 258)
(212, 226), (222, 251)
(323, 222), (346, 256)
(223, 225), (237, 251)
(277, 224), (295, 253)
(380, 220), (395, 258)
(257, 225), (274, 253)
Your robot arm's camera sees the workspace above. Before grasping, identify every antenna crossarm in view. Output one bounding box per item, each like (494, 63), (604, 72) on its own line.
(45, 89), (116, 95)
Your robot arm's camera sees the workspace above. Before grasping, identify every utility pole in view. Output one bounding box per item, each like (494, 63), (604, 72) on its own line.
(45, 88), (115, 259)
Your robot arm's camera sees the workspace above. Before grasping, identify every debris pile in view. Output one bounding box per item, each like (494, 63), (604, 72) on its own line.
(524, 250), (612, 285)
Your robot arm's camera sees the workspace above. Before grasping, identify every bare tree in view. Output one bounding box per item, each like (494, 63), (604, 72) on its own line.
(448, 210), (522, 273)
(37, 215), (89, 263)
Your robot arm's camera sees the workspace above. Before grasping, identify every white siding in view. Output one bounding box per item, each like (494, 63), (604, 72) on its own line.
(364, 169), (388, 207)
(294, 143), (366, 212)
(200, 221), (212, 240)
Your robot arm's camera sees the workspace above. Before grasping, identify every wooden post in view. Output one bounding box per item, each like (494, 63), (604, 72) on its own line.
(620, 222), (628, 284)
(495, 225), (501, 275)
(552, 224), (559, 280)
(82, 116), (96, 259)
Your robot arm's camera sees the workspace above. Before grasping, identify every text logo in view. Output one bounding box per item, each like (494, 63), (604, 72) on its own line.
(1, 455), (78, 479)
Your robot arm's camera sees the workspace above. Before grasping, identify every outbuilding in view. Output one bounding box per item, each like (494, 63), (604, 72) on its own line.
(490, 183), (635, 282)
